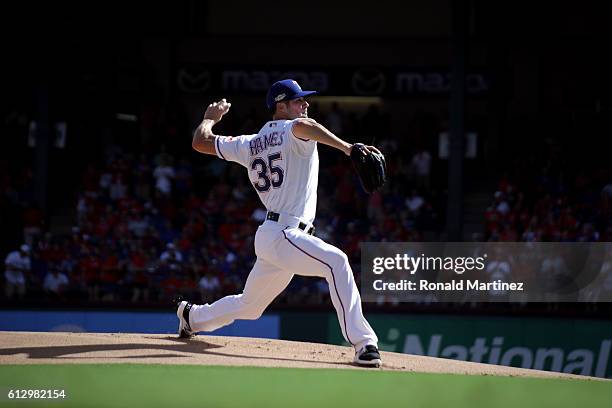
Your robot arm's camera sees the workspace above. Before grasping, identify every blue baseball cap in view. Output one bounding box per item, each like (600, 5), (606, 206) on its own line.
(266, 79), (317, 109)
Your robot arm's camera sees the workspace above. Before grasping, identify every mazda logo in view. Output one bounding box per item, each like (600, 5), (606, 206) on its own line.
(177, 69), (211, 93)
(352, 69), (386, 95)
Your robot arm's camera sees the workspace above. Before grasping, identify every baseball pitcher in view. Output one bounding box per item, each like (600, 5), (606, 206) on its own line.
(177, 79), (385, 367)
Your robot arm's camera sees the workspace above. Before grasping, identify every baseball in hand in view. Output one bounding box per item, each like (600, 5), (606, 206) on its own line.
(204, 98), (231, 123)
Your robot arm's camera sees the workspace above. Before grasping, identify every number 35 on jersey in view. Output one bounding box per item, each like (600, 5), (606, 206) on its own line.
(250, 153), (284, 192)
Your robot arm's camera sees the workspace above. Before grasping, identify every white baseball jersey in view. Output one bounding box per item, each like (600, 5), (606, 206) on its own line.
(214, 119), (319, 223)
(188, 116), (379, 355)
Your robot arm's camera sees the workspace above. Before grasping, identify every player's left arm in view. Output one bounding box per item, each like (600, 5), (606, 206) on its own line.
(292, 118), (380, 156)
(192, 99), (232, 156)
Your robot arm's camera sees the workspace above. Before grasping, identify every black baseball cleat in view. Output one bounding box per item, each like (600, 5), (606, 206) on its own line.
(354, 345), (382, 367)
(176, 299), (195, 339)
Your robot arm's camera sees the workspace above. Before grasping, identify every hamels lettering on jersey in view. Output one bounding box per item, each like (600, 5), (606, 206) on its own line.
(249, 130), (285, 156)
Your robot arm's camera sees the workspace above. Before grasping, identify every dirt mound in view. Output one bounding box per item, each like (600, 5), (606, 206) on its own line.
(0, 331), (597, 380)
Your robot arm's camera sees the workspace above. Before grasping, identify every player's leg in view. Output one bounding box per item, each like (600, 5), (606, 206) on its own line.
(271, 227), (378, 351)
(188, 258), (292, 333)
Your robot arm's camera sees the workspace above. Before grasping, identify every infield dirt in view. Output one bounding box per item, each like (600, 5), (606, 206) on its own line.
(0, 331), (603, 381)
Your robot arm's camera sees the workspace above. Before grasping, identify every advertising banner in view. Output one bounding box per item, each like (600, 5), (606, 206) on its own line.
(176, 65), (490, 96)
(327, 314), (612, 378)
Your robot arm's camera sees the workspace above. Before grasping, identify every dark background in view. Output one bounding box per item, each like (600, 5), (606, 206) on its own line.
(1, 1), (610, 314)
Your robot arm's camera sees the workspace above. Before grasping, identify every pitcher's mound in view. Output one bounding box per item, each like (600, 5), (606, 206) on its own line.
(0, 331), (594, 380)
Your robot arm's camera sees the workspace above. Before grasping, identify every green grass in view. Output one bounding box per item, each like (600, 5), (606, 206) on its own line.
(0, 364), (610, 408)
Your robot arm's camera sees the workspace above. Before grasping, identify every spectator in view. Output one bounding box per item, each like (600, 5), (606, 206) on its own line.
(43, 268), (69, 297)
(109, 173), (128, 201)
(405, 189), (425, 214)
(153, 157), (175, 197)
(199, 271), (221, 302)
(539, 250), (571, 302)
(99, 168), (113, 191)
(127, 210), (149, 238)
(485, 247), (513, 299)
(410, 149), (432, 189)
(160, 243), (183, 271)
(494, 191), (511, 215)
(4, 244), (31, 299)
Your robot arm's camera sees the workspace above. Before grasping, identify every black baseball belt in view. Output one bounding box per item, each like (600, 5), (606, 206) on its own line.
(266, 212), (315, 236)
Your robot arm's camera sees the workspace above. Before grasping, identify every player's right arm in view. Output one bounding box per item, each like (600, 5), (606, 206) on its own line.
(192, 99), (232, 156)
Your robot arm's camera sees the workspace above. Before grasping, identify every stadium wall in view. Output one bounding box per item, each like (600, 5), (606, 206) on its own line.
(0, 311), (280, 339)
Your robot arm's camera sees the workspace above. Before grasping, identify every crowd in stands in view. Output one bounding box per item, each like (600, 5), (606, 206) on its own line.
(3, 103), (610, 309)
(484, 138), (611, 243)
(478, 139), (612, 305)
(1, 104), (444, 307)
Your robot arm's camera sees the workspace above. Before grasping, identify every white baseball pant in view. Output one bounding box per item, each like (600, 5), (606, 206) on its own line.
(188, 218), (378, 350)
